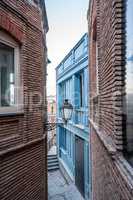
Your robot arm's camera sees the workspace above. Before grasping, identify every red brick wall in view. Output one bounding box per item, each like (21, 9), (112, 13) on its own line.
(88, 0), (133, 199)
(91, 129), (132, 200)
(0, 1), (48, 199)
(1, 140), (46, 200)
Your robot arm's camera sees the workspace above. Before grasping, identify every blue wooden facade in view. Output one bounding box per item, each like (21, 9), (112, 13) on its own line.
(56, 33), (90, 199)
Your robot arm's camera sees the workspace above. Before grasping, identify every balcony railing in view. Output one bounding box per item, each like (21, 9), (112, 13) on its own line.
(75, 108), (88, 127)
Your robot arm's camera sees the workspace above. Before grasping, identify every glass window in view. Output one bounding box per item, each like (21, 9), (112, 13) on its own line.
(65, 78), (72, 102)
(66, 130), (72, 158)
(79, 74), (83, 107)
(58, 83), (65, 117)
(125, 0), (133, 165)
(0, 31), (22, 114)
(60, 127), (66, 150)
(75, 72), (84, 108)
(0, 43), (15, 107)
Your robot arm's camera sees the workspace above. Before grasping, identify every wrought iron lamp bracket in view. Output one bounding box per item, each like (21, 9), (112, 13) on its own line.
(44, 121), (64, 131)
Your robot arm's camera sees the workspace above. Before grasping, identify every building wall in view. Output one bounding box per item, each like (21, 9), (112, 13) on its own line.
(56, 34), (90, 199)
(88, 0), (133, 199)
(0, 1), (48, 199)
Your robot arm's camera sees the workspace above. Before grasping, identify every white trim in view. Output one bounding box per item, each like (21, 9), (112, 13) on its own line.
(0, 106), (23, 114)
(0, 30), (23, 114)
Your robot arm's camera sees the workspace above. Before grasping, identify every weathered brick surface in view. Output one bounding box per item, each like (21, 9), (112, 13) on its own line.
(0, 1), (48, 199)
(88, 0), (133, 199)
(91, 129), (132, 200)
(1, 140), (46, 200)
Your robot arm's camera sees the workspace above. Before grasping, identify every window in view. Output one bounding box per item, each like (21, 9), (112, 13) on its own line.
(66, 130), (72, 158)
(0, 43), (14, 106)
(0, 31), (22, 114)
(58, 83), (65, 117)
(58, 79), (73, 117)
(79, 74), (83, 107)
(125, 0), (133, 165)
(75, 72), (84, 108)
(65, 78), (72, 102)
(59, 127), (66, 150)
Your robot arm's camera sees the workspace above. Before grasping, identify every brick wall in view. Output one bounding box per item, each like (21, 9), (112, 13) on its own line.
(88, 0), (133, 199)
(0, 1), (48, 199)
(1, 139), (46, 200)
(91, 129), (132, 200)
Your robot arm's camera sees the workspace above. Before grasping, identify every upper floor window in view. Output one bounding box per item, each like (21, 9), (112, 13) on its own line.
(75, 72), (84, 108)
(0, 31), (22, 114)
(79, 74), (83, 107)
(58, 78), (72, 108)
(58, 82), (66, 117)
(125, 0), (133, 166)
(0, 43), (14, 106)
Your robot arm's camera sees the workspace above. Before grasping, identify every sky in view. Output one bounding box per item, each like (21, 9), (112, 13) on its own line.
(45, 0), (89, 96)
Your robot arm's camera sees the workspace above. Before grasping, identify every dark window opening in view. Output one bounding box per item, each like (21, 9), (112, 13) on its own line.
(0, 43), (15, 107)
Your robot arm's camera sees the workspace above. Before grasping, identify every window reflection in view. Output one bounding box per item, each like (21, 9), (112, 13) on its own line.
(0, 43), (15, 107)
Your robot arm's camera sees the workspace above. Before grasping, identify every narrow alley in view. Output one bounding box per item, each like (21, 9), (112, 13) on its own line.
(48, 146), (84, 200)
(48, 170), (84, 200)
(1, 1), (133, 200)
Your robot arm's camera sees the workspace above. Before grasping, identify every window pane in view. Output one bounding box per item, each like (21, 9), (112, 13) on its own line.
(0, 43), (15, 107)
(79, 74), (83, 107)
(125, 0), (133, 163)
(75, 73), (84, 108)
(59, 127), (66, 150)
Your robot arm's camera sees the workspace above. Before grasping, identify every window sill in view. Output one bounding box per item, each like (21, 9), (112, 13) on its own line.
(0, 107), (24, 117)
(76, 108), (85, 112)
(74, 124), (85, 130)
(0, 112), (24, 118)
(90, 118), (133, 192)
(115, 156), (133, 193)
(89, 118), (117, 158)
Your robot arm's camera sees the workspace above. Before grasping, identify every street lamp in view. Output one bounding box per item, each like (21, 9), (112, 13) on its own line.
(61, 99), (73, 123)
(44, 99), (73, 131)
